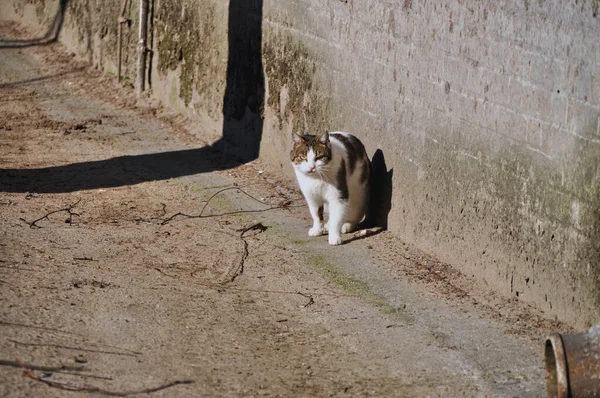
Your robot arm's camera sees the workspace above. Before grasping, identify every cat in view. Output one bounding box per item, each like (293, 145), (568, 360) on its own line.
(291, 131), (370, 245)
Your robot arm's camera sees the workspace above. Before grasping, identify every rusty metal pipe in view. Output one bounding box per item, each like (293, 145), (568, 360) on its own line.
(545, 323), (600, 397)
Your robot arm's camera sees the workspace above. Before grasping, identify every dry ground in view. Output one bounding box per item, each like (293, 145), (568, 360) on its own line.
(0, 21), (571, 397)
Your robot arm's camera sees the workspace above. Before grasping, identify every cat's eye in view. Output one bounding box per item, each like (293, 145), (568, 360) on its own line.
(315, 155), (327, 160)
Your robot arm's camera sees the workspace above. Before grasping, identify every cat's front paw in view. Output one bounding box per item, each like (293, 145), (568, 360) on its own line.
(308, 226), (325, 237)
(328, 234), (342, 246)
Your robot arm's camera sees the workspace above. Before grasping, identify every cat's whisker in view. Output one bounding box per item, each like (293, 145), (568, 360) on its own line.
(317, 171), (328, 184)
(316, 168), (332, 184)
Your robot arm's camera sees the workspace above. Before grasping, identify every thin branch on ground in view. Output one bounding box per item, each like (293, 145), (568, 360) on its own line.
(73, 257), (95, 261)
(236, 222), (269, 236)
(64, 118), (103, 132)
(0, 265), (40, 272)
(153, 267), (175, 278)
(19, 199), (81, 228)
(0, 320), (142, 355)
(0, 320), (83, 336)
(17, 360), (192, 396)
(0, 358), (111, 380)
(0, 359), (86, 372)
(160, 186), (301, 225)
(148, 273), (357, 300)
(297, 292), (315, 308)
(219, 222), (269, 285)
(7, 339), (139, 357)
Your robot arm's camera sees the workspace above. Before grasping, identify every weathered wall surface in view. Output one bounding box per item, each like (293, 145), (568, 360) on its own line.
(2, 0), (599, 328)
(263, 0), (600, 329)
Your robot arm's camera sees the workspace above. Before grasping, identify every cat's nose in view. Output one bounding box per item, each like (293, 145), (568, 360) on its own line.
(308, 165), (316, 172)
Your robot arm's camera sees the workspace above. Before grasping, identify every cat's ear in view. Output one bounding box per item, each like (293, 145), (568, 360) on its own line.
(318, 131), (330, 145)
(292, 132), (303, 144)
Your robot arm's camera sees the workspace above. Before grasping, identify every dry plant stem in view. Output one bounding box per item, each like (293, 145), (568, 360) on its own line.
(0, 265), (39, 271)
(18, 359), (193, 396)
(152, 271), (357, 299)
(0, 359), (86, 372)
(160, 186), (299, 225)
(0, 320), (82, 336)
(8, 339), (139, 357)
(0, 360), (112, 380)
(297, 292), (315, 308)
(19, 198), (81, 228)
(0, 359), (111, 380)
(0, 321), (143, 355)
(219, 222), (269, 285)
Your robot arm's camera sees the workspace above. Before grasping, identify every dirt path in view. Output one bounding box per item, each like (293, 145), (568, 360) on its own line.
(0, 21), (568, 397)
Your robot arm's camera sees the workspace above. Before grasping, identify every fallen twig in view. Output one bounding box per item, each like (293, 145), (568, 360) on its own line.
(8, 339), (139, 357)
(0, 320), (83, 336)
(152, 266), (176, 278)
(297, 292), (315, 308)
(148, 275), (357, 300)
(219, 222), (269, 285)
(20, 199), (81, 228)
(0, 320), (142, 355)
(160, 186), (300, 225)
(67, 118), (102, 131)
(18, 359), (192, 396)
(0, 265), (39, 272)
(1, 358), (111, 380)
(73, 257), (94, 261)
(0, 359), (86, 372)
(236, 222), (269, 236)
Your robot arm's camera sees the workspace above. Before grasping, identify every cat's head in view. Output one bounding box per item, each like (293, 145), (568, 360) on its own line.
(290, 132), (332, 174)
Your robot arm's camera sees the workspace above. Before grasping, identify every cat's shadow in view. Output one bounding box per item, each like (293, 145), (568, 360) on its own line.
(342, 149), (392, 244)
(359, 148), (394, 231)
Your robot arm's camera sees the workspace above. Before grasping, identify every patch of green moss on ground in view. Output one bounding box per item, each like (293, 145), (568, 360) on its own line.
(310, 254), (370, 295)
(309, 254), (412, 323)
(291, 238), (310, 245)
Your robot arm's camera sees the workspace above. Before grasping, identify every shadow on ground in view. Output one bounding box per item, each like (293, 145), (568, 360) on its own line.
(0, 0), (69, 48)
(0, 0), (264, 194)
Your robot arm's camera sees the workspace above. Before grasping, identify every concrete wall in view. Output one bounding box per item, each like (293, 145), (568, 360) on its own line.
(2, 0), (599, 328)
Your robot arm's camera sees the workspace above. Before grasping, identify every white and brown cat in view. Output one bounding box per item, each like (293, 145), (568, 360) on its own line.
(291, 131), (370, 245)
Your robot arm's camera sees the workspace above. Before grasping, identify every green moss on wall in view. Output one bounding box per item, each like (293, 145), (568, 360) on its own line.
(155, 0), (225, 113)
(262, 29), (334, 135)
